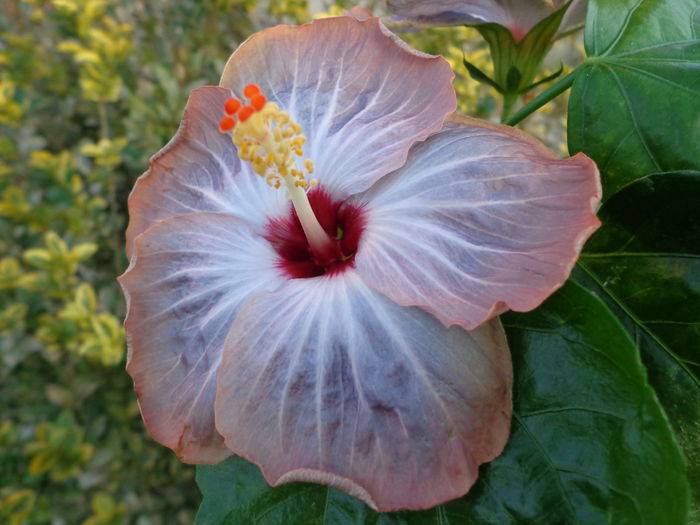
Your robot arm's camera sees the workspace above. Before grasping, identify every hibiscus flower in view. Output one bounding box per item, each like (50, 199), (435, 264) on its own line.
(386, 0), (588, 42)
(118, 16), (600, 512)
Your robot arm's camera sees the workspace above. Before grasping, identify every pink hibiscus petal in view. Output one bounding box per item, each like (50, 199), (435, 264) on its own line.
(354, 115), (601, 330)
(214, 270), (511, 511)
(125, 86), (286, 260)
(118, 212), (283, 463)
(219, 16), (455, 199)
(387, 0), (587, 41)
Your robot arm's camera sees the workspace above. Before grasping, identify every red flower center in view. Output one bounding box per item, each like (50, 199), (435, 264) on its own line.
(265, 187), (366, 278)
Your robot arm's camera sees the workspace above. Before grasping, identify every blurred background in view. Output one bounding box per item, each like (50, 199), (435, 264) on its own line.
(0, 1), (581, 523)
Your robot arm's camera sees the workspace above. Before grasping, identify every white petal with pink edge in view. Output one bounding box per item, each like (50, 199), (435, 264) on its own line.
(214, 270), (511, 511)
(388, 0), (550, 39)
(125, 86), (287, 260)
(354, 116), (601, 330)
(219, 16), (455, 199)
(118, 212), (283, 463)
(387, 0), (587, 40)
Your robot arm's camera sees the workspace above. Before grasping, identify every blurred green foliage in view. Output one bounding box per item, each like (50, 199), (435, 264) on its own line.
(0, 0), (264, 522)
(0, 0), (576, 523)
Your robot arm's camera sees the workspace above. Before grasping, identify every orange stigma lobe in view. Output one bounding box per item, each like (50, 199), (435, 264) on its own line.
(219, 116), (236, 132)
(224, 98), (242, 115)
(237, 105), (255, 123)
(217, 83), (316, 201)
(243, 84), (261, 99)
(219, 86), (270, 134)
(250, 94), (267, 111)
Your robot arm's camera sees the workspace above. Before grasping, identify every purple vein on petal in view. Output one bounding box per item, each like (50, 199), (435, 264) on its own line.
(119, 212), (282, 463)
(354, 116), (601, 330)
(214, 270), (511, 511)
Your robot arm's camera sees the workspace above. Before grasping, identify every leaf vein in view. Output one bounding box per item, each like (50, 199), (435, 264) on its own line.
(612, 63), (700, 98)
(576, 262), (700, 387)
(604, 65), (662, 171)
(512, 413), (581, 524)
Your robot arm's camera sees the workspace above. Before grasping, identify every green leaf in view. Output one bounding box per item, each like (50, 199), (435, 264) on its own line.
(44, 231), (68, 255)
(71, 242), (98, 261)
(195, 460), (379, 525)
(576, 171), (700, 521)
(196, 282), (688, 524)
(568, 0), (700, 198)
(22, 249), (51, 268)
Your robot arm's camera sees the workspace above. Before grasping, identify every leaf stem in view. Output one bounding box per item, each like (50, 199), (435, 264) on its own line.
(505, 68), (578, 126)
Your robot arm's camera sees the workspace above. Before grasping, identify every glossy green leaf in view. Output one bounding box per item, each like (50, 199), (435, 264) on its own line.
(567, 0), (700, 198)
(196, 282), (688, 524)
(576, 171), (700, 521)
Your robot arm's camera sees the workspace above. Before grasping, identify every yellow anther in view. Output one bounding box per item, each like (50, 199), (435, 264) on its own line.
(221, 88), (316, 195)
(304, 159), (314, 175)
(289, 137), (306, 149)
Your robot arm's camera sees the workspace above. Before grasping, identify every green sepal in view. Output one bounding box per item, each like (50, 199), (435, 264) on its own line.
(474, 1), (570, 94)
(505, 65), (521, 92)
(462, 55), (504, 93)
(519, 62), (564, 93)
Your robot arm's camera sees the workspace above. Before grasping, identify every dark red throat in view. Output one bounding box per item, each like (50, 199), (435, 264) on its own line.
(264, 187), (366, 279)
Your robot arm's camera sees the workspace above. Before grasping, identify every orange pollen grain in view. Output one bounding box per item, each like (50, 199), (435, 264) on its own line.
(219, 116), (236, 132)
(224, 98), (242, 115)
(250, 93), (267, 111)
(238, 105), (255, 123)
(243, 84), (261, 99)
